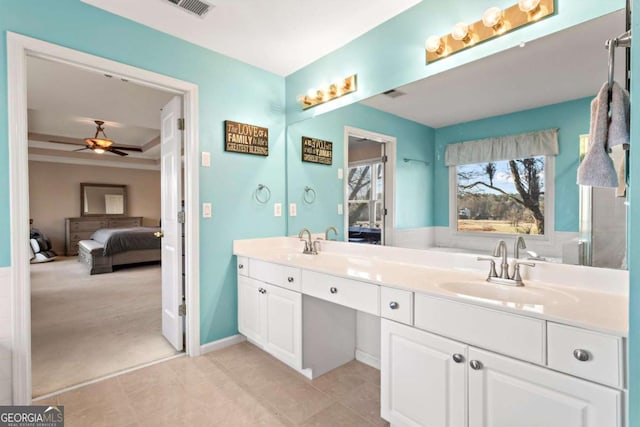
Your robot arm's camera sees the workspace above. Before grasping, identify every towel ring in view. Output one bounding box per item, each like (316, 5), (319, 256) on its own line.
(303, 186), (316, 204)
(255, 184), (271, 204)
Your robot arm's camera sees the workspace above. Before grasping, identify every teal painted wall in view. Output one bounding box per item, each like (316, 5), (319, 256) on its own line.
(0, 1), (286, 344)
(286, 103), (434, 237)
(285, 0), (623, 125)
(628, 0), (639, 423)
(433, 97), (591, 232)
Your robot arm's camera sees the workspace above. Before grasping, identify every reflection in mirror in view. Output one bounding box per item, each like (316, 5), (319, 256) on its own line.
(286, 9), (627, 269)
(81, 183), (127, 216)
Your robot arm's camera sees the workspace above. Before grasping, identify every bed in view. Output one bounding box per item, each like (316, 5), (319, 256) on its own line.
(78, 227), (162, 275)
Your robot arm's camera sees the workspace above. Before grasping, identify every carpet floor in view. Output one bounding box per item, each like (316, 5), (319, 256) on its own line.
(30, 257), (179, 397)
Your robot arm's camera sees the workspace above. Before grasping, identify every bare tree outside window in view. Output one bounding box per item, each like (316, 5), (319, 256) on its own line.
(456, 156), (545, 235)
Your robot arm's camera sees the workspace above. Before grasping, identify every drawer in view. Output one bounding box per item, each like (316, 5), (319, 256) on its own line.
(108, 219), (141, 227)
(69, 231), (93, 241)
(70, 220), (107, 231)
(547, 322), (624, 388)
(237, 256), (248, 277)
(301, 270), (379, 315)
(414, 294), (545, 364)
(380, 287), (413, 325)
(250, 259), (301, 291)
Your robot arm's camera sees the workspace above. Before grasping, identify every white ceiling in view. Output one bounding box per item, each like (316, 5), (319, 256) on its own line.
(27, 56), (174, 164)
(361, 10), (626, 128)
(81, 0), (422, 76)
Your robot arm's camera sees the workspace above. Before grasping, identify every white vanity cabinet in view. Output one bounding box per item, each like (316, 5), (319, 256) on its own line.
(382, 318), (623, 427)
(237, 275), (302, 370)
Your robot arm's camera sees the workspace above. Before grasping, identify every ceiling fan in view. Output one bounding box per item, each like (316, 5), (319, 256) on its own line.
(72, 120), (143, 156)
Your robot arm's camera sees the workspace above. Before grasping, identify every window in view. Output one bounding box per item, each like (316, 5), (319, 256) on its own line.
(347, 161), (384, 232)
(455, 156), (546, 235)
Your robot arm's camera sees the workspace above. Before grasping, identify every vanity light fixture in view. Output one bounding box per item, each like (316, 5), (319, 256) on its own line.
(425, 0), (554, 63)
(299, 74), (357, 110)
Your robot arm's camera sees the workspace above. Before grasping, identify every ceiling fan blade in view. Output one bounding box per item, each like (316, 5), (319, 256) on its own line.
(111, 145), (143, 152)
(73, 147), (91, 152)
(48, 140), (85, 147)
(108, 148), (129, 156)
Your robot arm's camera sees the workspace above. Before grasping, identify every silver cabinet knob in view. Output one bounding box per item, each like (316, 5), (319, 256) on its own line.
(389, 301), (399, 310)
(452, 353), (464, 363)
(573, 349), (591, 362)
(287, 276), (294, 283)
(258, 287), (266, 294)
(469, 360), (483, 370)
(238, 264), (244, 269)
(330, 287), (338, 294)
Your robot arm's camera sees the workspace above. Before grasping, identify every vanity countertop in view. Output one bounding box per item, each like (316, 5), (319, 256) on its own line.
(234, 237), (628, 337)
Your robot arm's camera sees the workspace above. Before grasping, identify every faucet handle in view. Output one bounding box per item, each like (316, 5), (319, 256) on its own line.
(477, 257), (498, 278)
(512, 261), (535, 282)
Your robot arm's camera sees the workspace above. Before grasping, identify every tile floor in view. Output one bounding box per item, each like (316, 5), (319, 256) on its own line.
(36, 342), (389, 426)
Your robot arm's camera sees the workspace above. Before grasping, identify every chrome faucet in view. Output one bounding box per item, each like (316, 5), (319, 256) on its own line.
(325, 226), (338, 241)
(298, 228), (316, 254)
(514, 236), (527, 259)
(492, 240), (509, 279)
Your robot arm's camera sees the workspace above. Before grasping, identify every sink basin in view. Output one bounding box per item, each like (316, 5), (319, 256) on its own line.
(436, 281), (576, 306)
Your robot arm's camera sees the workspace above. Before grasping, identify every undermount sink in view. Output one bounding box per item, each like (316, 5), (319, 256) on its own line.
(436, 281), (576, 306)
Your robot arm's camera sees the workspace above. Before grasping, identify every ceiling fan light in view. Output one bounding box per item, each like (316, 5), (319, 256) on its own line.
(93, 148), (105, 154)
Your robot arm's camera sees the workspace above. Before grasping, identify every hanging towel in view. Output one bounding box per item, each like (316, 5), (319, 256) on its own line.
(616, 153), (626, 197)
(577, 82), (618, 188)
(608, 81), (630, 149)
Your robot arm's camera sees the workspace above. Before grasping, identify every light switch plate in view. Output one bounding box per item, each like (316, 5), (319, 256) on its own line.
(289, 203), (297, 217)
(274, 203), (282, 217)
(337, 204), (343, 215)
(201, 151), (211, 167)
(338, 168), (343, 179)
(202, 203), (212, 218)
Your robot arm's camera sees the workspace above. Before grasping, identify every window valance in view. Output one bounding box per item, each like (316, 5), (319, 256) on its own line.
(444, 128), (559, 166)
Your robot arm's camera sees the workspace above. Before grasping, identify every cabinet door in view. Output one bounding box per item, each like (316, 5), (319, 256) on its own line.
(238, 276), (265, 345)
(264, 284), (302, 369)
(468, 347), (622, 427)
(381, 319), (467, 427)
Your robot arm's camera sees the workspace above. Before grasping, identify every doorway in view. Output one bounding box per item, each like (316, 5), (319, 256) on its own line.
(344, 127), (396, 246)
(8, 32), (200, 404)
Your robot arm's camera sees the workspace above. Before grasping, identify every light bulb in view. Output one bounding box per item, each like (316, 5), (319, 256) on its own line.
(518, 0), (540, 13)
(426, 35), (443, 53)
(482, 7), (503, 29)
(451, 23), (470, 42)
(93, 148), (105, 154)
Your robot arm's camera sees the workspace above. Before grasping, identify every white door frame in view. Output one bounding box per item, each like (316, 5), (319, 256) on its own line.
(7, 32), (201, 404)
(343, 126), (397, 245)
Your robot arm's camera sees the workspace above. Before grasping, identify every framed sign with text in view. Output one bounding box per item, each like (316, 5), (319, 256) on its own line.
(302, 136), (332, 165)
(224, 120), (269, 156)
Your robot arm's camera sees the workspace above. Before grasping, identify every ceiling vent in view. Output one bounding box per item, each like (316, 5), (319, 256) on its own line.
(167, 0), (214, 18)
(382, 89), (406, 98)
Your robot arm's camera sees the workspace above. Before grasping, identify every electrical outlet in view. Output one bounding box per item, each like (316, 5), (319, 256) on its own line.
(274, 203), (282, 217)
(337, 204), (343, 215)
(338, 168), (343, 179)
(289, 203), (297, 217)
(202, 203), (212, 218)
(201, 151), (211, 167)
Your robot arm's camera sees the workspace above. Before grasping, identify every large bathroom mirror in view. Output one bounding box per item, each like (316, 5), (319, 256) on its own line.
(81, 183), (127, 216)
(286, 9), (627, 269)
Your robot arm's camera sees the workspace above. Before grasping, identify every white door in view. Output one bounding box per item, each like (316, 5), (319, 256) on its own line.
(381, 319), (467, 427)
(237, 276), (265, 345)
(264, 283), (302, 369)
(160, 95), (184, 351)
(468, 347), (622, 427)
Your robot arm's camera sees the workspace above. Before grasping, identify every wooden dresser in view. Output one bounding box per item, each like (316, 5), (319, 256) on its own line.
(65, 216), (143, 256)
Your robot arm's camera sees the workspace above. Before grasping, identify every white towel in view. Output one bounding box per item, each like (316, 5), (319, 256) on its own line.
(608, 81), (630, 149)
(577, 82), (618, 188)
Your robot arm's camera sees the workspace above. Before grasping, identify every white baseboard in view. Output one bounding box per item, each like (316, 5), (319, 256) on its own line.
(355, 349), (380, 370)
(200, 334), (246, 355)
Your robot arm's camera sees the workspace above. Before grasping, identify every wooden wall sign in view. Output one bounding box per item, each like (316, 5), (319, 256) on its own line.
(302, 136), (333, 165)
(225, 120), (269, 156)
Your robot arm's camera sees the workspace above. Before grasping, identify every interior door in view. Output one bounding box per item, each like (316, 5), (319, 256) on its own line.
(160, 95), (184, 351)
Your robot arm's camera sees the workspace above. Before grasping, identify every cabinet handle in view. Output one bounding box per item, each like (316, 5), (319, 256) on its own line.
(452, 353), (464, 363)
(238, 264), (244, 269)
(389, 301), (399, 310)
(258, 287), (266, 294)
(330, 287), (338, 294)
(469, 360), (483, 370)
(287, 276), (294, 283)
(573, 349), (591, 362)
